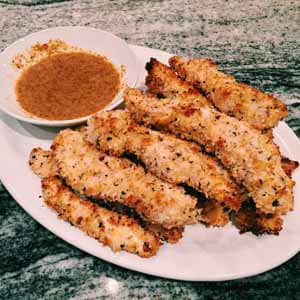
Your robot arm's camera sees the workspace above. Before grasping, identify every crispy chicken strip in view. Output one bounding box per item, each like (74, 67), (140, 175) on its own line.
(29, 148), (184, 243)
(51, 129), (201, 228)
(124, 88), (295, 215)
(145, 58), (200, 99)
(232, 155), (298, 235)
(87, 110), (243, 211)
(42, 177), (160, 257)
(169, 56), (288, 130)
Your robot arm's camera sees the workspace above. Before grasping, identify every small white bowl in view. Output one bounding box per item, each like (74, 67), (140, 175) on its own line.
(0, 26), (139, 127)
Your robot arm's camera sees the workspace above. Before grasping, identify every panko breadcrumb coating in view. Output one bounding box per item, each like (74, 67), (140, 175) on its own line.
(145, 57), (201, 99)
(42, 177), (160, 257)
(29, 148), (57, 178)
(50, 129), (201, 228)
(124, 88), (295, 215)
(233, 156), (298, 235)
(87, 110), (243, 211)
(29, 147), (185, 244)
(29, 131), (299, 236)
(169, 56), (288, 130)
(30, 145), (229, 229)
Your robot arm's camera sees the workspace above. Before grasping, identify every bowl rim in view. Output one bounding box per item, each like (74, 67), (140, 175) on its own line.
(0, 26), (139, 126)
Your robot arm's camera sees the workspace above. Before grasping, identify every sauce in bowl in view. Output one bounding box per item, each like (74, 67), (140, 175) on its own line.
(15, 51), (121, 120)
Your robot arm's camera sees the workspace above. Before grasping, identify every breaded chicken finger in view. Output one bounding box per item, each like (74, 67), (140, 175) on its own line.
(145, 58), (201, 99)
(169, 56), (287, 130)
(51, 129), (201, 228)
(124, 88), (295, 215)
(87, 110), (243, 211)
(42, 177), (160, 257)
(232, 156), (298, 235)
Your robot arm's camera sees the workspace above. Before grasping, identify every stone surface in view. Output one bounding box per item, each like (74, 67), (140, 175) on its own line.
(0, 0), (299, 299)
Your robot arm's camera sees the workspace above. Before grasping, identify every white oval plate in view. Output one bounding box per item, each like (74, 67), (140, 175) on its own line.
(0, 44), (300, 281)
(0, 26), (138, 127)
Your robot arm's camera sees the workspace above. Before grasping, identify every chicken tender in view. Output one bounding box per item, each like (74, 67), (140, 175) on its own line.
(87, 110), (243, 211)
(169, 56), (288, 130)
(42, 177), (160, 257)
(51, 129), (201, 228)
(231, 154), (298, 235)
(124, 88), (294, 215)
(145, 57), (200, 99)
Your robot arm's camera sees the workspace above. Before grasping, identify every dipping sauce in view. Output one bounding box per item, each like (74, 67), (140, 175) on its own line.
(15, 52), (121, 120)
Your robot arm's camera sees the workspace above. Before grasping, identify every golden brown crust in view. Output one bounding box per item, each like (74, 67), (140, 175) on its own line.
(146, 223), (184, 244)
(124, 88), (294, 215)
(281, 157), (299, 178)
(198, 200), (230, 227)
(51, 129), (201, 228)
(28, 144), (232, 228)
(231, 155), (298, 235)
(231, 200), (283, 235)
(42, 177), (160, 257)
(29, 147), (185, 243)
(145, 58), (201, 99)
(87, 110), (243, 211)
(29, 148), (57, 178)
(169, 56), (288, 130)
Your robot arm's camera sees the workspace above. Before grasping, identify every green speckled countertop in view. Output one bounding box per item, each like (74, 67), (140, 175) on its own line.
(1, 0), (300, 299)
